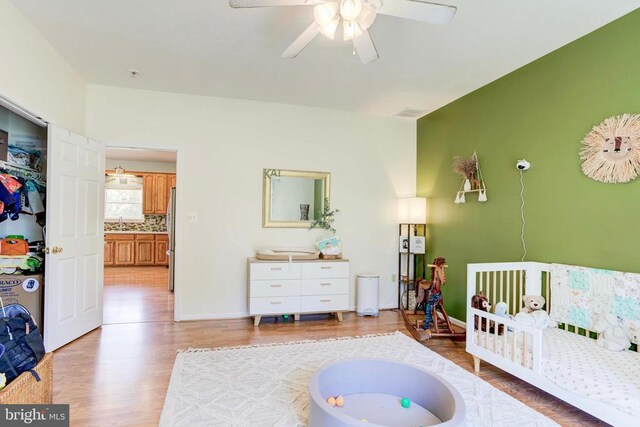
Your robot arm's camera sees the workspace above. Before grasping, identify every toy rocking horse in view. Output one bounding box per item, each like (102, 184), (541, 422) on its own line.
(402, 257), (466, 342)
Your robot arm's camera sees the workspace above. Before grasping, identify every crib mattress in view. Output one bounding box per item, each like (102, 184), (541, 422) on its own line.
(475, 328), (640, 417)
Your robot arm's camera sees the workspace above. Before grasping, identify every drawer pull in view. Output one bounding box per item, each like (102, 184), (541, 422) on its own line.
(270, 301), (282, 305)
(320, 283), (331, 286)
(270, 284), (283, 288)
(320, 266), (332, 270)
(270, 267), (283, 271)
(320, 299), (331, 303)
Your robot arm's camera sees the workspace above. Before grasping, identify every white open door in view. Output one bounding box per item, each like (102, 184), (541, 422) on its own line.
(44, 125), (105, 351)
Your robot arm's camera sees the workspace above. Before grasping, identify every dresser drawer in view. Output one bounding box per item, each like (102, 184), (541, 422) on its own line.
(250, 263), (302, 280)
(301, 278), (349, 296)
(250, 280), (300, 298)
(250, 296), (300, 315)
(301, 262), (349, 279)
(300, 294), (348, 313)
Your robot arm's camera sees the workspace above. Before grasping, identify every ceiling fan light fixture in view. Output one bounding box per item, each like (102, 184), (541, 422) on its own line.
(314, 2), (339, 26)
(320, 17), (340, 40)
(343, 19), (362, 41)
(340, 0), (362, 21)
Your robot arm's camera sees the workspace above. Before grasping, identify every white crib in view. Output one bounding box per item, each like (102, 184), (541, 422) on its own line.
(466, 262), (638, 427)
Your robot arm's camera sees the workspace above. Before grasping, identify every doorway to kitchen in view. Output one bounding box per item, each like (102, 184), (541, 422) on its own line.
(103, 147), (177, 324)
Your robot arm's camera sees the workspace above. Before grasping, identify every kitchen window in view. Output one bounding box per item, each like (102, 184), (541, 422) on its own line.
(104, 175), (144, 222)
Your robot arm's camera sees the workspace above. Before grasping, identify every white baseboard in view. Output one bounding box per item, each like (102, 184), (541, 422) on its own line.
(180, 308), (358, 322)
(179, 312), (250, 321)
(449, 316), (466, 328)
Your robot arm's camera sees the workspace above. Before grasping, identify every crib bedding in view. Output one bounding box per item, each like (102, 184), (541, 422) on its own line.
(475, 327), (640, 417)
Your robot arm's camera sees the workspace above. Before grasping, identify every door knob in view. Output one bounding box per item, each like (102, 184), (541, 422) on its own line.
(51, 246), (64, 254)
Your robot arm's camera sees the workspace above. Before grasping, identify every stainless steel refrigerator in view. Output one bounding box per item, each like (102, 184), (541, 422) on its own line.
(167, 187), (176, 291)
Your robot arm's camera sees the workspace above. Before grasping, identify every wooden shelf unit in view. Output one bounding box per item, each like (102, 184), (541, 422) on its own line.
(398, 224), (427, 310)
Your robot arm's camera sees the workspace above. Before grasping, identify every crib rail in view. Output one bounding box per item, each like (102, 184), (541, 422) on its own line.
(467, 262), (549, 374)
(468, 307), (543, 373)
(467, 262), (550, 315)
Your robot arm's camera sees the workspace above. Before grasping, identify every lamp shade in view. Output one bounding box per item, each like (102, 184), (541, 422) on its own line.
(398, 197), (427, 224)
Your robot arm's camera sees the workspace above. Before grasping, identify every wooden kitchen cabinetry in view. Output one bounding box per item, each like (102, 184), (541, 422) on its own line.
(155, 234), (169, 266)
(105, 233), (169, 266)
(143, 173), (175, 215)
(114, 240), (135, 266)
(134, 234), (156, 265)
(104, 240), (115, 266)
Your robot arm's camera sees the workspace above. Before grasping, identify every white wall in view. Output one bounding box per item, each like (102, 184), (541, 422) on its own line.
(87, 85), (416, 319)
(105, 159), (176, 173)
(0, 0), (86, 134)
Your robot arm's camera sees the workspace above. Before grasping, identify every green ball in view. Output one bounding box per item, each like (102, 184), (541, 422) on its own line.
(400, 398), (410, 408)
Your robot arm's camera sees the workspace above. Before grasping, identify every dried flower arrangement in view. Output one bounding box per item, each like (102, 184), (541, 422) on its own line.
(452, 152), (487, 204)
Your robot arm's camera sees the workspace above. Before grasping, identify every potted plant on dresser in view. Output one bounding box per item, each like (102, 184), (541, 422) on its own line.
(310, 198), (341, 259)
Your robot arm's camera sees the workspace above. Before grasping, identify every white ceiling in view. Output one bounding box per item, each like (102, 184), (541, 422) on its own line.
(11, 0), (640, 117)
(106, 147), (177, 163)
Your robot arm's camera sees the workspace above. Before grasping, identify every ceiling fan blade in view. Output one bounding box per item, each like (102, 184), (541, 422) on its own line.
(229, 0), (321, 8)
(378, 0), (457, 25)
(353, 28), (379, 64)
(282, 23), (320, 58)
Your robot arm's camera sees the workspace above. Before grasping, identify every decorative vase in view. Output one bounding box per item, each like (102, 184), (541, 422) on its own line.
(463, 179), (472, 192)
(300, 204), (310, 221)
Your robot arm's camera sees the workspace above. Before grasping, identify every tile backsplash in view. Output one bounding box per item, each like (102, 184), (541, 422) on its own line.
(104, 214), (167, 232)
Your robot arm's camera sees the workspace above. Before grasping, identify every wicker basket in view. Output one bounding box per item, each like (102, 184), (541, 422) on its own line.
(0, 352), (53, 404)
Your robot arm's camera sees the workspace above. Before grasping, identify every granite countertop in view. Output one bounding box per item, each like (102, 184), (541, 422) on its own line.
(104, 231), (168, 234)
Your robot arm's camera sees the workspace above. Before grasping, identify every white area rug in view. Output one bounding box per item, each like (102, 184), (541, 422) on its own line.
(160, 332), (558, 427)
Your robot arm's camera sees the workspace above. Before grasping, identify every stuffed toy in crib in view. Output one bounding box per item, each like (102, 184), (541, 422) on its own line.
(471, 293), (504, 335)
(513, 295), (557, 329)
(593, 314), (631, 352)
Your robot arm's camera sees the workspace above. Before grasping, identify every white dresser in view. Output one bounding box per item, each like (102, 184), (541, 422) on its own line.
(248, 258), (350, 326)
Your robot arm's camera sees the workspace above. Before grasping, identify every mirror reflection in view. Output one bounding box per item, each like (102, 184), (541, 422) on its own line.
(263, 169), (330, 228)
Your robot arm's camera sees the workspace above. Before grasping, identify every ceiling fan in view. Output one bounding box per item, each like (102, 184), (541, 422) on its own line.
(229, 0), (456, 64)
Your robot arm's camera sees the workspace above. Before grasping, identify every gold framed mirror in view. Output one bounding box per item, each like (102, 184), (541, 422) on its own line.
(263, 169), (331, 228)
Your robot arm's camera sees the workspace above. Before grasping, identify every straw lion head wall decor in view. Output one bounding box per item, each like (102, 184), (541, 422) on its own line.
(580, 114), (640, 183)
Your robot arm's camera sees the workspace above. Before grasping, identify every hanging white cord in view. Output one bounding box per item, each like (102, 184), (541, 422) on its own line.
(519, 170), (527, 261)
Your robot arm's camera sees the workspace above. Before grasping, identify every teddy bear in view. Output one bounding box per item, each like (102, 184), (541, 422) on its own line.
(520, 295), (546, 314)
(471, 293), (503, 335)
(592, 314), (630, 352)
(514, 295), (556, 329)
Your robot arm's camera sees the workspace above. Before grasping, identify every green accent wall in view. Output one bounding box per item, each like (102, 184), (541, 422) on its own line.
(416, 9), (640, 321)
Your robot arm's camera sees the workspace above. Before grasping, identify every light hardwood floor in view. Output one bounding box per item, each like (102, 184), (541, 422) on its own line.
(103, 266), (173, 324)
(54, 271), (605, 426)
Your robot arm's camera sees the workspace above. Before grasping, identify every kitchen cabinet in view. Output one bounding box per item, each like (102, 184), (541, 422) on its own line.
(154, 174), (168, 214)
(143, 173), (175, 215)
(155, 234), (169, 266)
(143, 174), (155, 214)
(114, 240), (135, 266)
(134, 235), (155, 265)
(104, 240), (114, 266)
(105, 233), (169, 266)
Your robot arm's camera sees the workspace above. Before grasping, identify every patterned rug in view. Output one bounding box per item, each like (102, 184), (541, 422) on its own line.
(160, 332), (558, 426)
